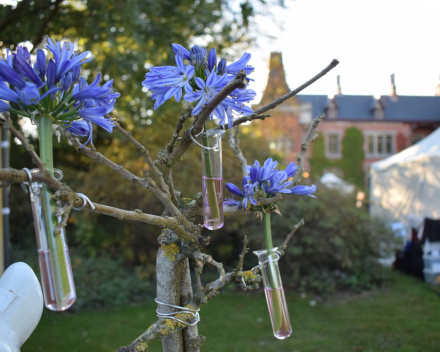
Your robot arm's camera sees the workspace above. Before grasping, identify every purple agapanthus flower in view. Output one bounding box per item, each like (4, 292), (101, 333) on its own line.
(184, 71), (228, 115)
(226, 158), (316, 210)
(142, 54), (194, 109)
(143, 43), (256, 128)
(0, 38), (119, 147)
(226, 181), (258, 210)
(0, 100), (11, 112)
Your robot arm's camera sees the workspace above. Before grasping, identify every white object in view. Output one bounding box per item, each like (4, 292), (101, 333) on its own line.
(320, 173), (355, 194)
(391, 222), (407, 239)
(369, 128), (440, 230)
(423, 269), (440, 285)
(0, 263), (43, 352)
(424, 239), (440, 257)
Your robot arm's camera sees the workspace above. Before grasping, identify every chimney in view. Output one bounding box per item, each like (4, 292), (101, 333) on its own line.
(336, 75), (342, 96)
(390, 74), (398, 101)
(435, 75), (440, 96)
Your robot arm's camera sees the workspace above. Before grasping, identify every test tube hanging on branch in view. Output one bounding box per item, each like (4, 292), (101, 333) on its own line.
(25, 168), (76, 311)
(192, 126), (225, 230)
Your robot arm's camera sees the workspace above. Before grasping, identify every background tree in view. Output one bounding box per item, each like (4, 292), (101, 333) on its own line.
(3, 0), (285, 267)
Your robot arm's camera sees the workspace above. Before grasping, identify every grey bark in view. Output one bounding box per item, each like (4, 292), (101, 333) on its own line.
(180, 259), (201, 352)
(157, 248), (185, 352)
(157, 250), (200, 352)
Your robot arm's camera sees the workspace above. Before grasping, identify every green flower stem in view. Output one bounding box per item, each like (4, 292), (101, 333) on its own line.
(201, 123), (221, 229)
(38, 116), (71, 302)
(263, 211), (283, 331)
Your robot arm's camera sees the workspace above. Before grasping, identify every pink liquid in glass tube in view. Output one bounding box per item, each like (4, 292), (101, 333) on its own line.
(38, 248), (76, 311)
(202, 176), (224, 230)
(264, 286), (292, 339)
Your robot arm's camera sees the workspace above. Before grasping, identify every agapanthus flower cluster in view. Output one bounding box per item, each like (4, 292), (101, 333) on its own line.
(225, 158), (317, 210)
(0, 38), (119, 146)
(142, 44), (256, 128)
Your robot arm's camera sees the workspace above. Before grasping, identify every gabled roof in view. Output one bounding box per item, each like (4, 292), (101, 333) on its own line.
(297, 94), (440, 122)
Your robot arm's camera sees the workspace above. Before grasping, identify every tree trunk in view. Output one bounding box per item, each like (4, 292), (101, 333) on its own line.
(156, 249), (200, 352)
(180, 259), (201, 352)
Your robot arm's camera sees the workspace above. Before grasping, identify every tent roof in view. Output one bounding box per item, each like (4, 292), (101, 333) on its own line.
(371, 128), (440, 171)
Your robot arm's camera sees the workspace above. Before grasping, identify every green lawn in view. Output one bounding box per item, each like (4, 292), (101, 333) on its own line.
(23, 272), (440, 352)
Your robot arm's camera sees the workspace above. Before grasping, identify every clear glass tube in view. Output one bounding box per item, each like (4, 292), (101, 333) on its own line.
(200, 129), (225, 231)
(27, 169), (76, 311)
(254, 247), (292, 339)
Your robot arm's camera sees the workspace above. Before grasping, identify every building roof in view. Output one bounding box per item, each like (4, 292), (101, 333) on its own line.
(258, 52), (298, 107)
(297, 94), (440, 122)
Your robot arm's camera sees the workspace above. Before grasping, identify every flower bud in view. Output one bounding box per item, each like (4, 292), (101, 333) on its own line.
(217, 58), (226, 75)
(207, 48), (217, 72)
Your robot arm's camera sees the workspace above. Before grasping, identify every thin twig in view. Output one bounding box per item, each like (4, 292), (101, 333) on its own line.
(166, 110), (192, 152)
(213, 113), (270, 131)
(203, 253), (225, 284)
(69, 136), (157, 192)
(5, 114), (46, 172)
(228, 127), (248, 177)
(234, 236), (249, 275)
(291, 113), (325, 186)
(204, 219), (305, 297)
(69, 136), (196, 232)
(115, 124), (168, 192)
(278, 219), (305, 256)
(213, 59), (338, 131)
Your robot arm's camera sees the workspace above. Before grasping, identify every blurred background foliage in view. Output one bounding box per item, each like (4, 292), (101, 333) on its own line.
(2, 0), (395, 310)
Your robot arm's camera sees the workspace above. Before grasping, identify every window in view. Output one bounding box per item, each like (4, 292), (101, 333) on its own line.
(275, 136), (293, 154)
(365, 133), (394, 157)
(377, 135), (383, 154)
(368, 135), (374, 154)
(374, 108), (384, 120)
(325, 133), (341, 158)
(328, 108), (338, 119)
(386, 135), (393, 153)
(327, 100), (338, 119)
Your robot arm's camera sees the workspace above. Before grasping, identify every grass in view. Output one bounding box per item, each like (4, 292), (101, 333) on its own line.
(23, 272), (440, 352)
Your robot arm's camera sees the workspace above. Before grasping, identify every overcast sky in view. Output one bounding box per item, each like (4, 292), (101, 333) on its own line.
(249, 0), (440, 101)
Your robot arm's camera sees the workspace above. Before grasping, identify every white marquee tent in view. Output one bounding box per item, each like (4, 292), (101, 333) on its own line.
(369, 128), (440, 229)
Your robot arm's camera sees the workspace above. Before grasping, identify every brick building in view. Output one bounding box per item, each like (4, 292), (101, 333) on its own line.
(256, 52), (440, 185)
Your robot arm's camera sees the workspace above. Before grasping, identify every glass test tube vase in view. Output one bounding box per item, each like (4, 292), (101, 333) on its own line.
(200, 129), (225, 231)
(28, 169), (76, 311)
(254, 247), (292, 339)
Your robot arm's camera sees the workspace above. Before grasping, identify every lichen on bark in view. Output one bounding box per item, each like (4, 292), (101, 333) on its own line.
(161, 243), (180, 261)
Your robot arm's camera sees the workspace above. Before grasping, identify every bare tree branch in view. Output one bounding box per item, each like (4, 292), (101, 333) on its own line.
(213, 59), (338, 131)
(291, 113), (325, 186)
(203, 218), (305, 299)
(253, 60), (339, 116)
(278, 218), (305, 256)
(5, 114), (46, 172)
(166, 110), (192, 153)
(115, 124), (168, 193)
(234, 235), (249, 275)
(228, 127), (248, 177)
(69, 136), (196, 233)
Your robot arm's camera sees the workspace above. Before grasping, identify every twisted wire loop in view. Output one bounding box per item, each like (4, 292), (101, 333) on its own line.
(189, 126), (222, 151)
(20, 168), (38, 196)
(251, 250), (281, 272)
(20, 168), (95, 211)
(155, 298), (200, 328)
(73, 193), (95, 210)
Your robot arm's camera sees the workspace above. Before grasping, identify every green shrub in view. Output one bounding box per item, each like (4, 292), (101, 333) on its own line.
(221, 187), (397, 296)
(11, 249), (152, 311)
